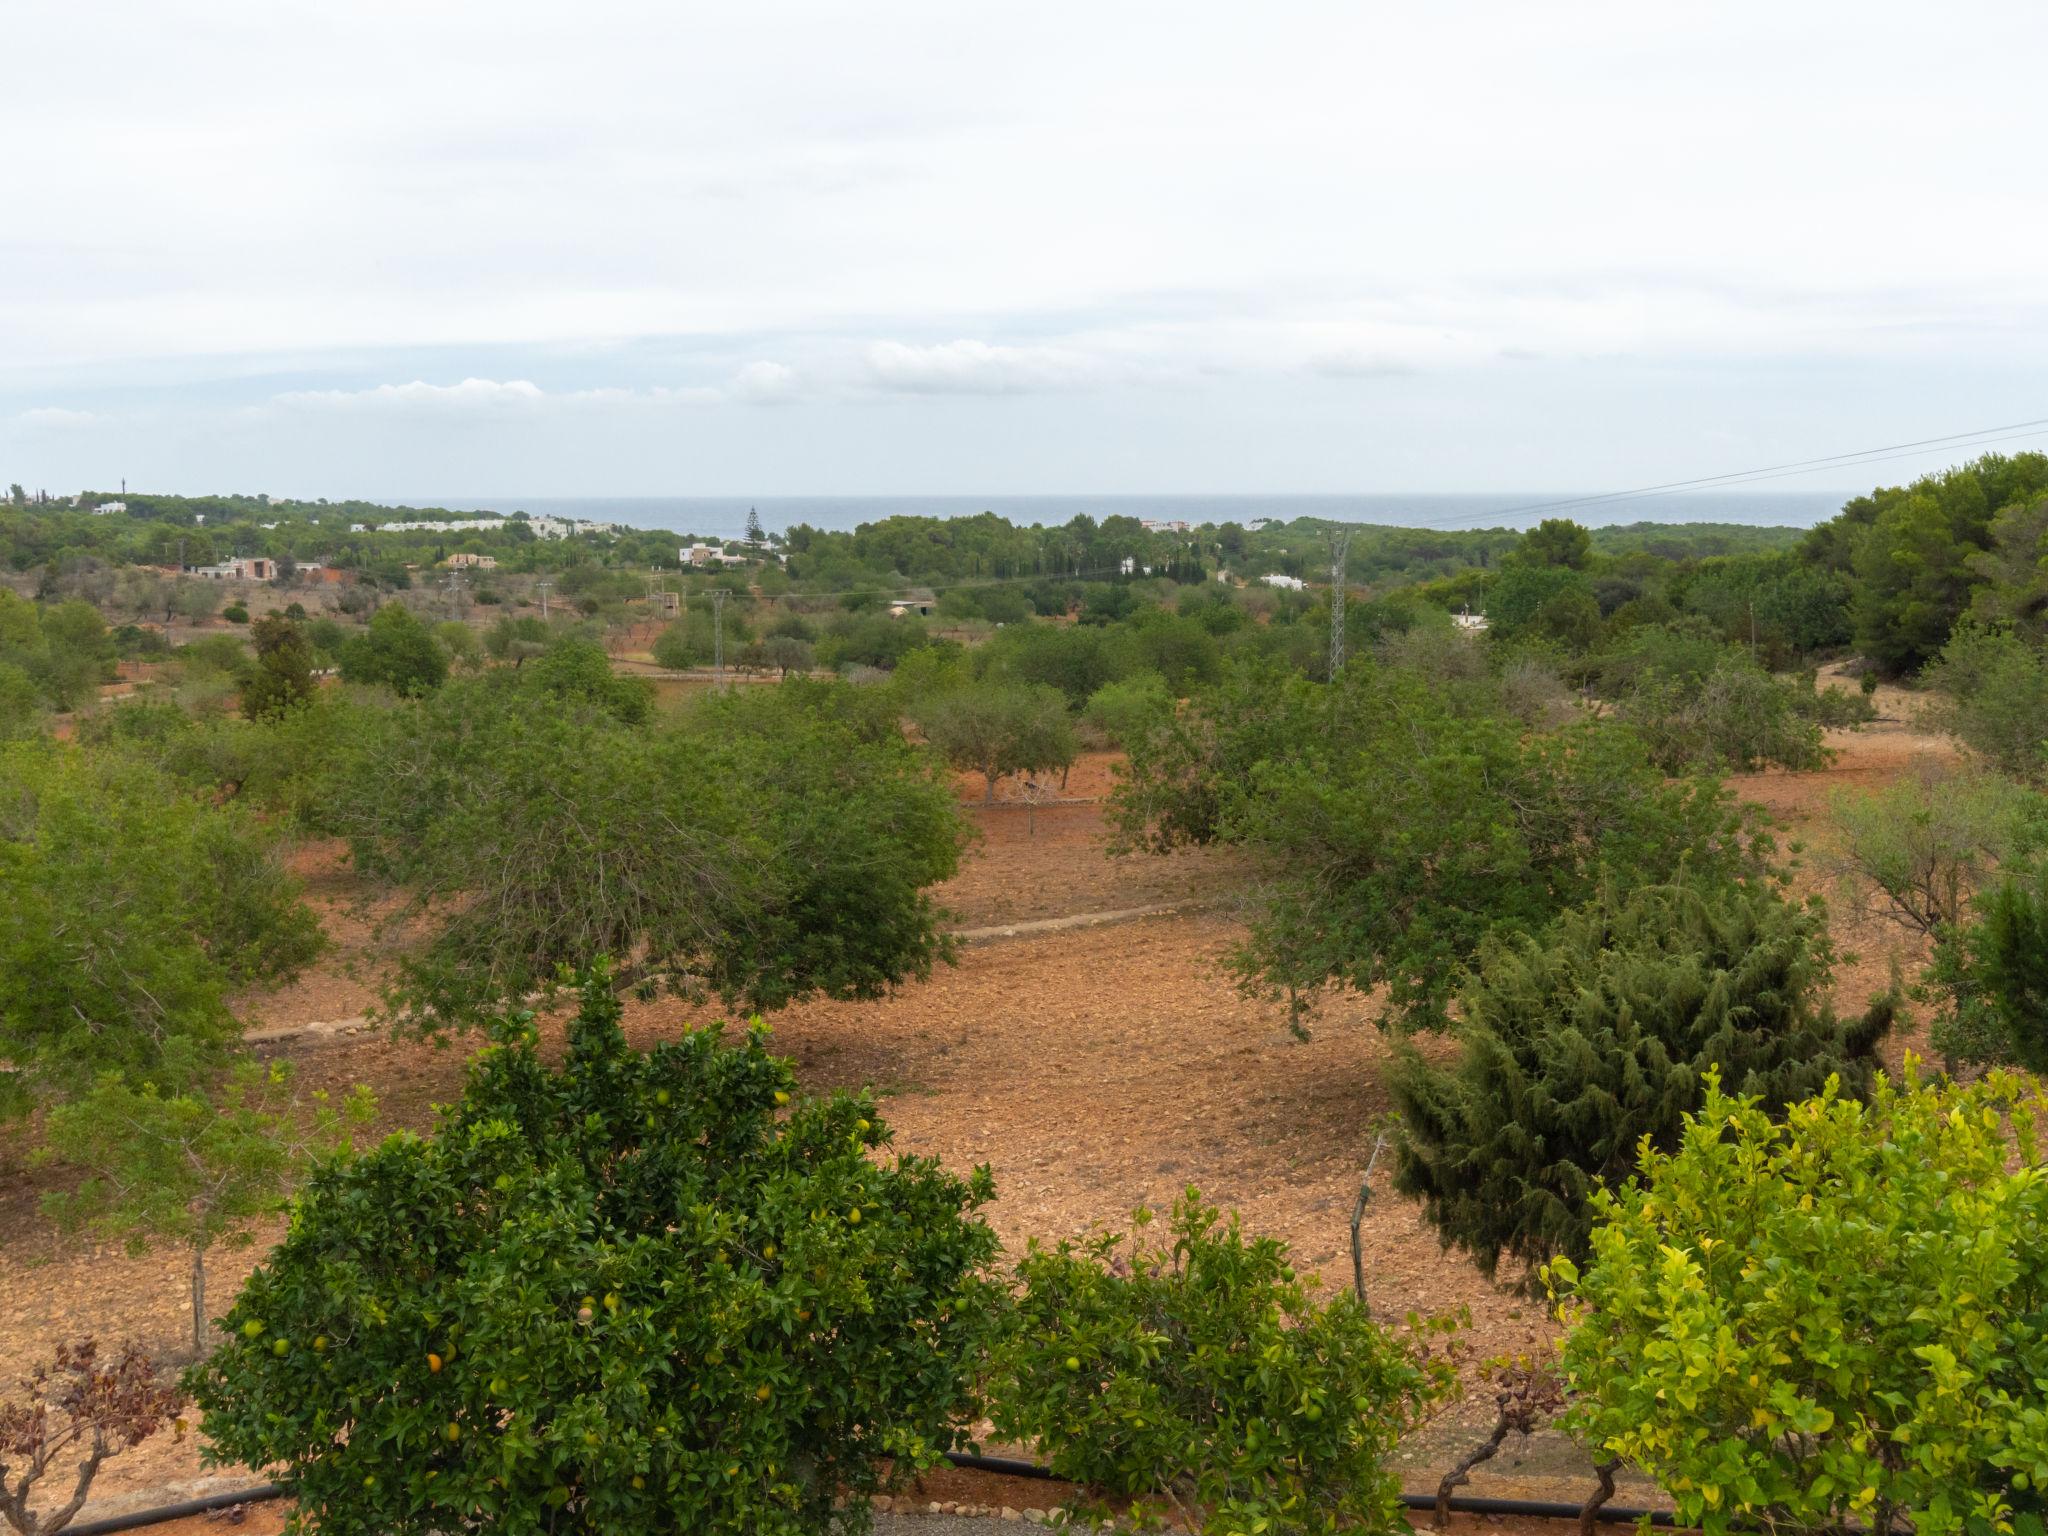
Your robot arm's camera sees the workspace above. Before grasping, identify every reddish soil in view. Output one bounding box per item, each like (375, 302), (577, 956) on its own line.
(0, 721), (1953, 1521)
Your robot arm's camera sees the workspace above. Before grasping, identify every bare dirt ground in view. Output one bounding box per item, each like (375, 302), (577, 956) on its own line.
(0, 721), (1956, 1521)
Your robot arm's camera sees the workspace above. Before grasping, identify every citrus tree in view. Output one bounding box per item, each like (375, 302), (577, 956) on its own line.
(989, 1191), (1455, 1536)
(188, 968), (1004, 1536)
(1549, 1069), (2048, 1536)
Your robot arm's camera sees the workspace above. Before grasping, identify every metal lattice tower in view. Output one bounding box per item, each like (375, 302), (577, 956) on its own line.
(1328, 525), (1352, 678)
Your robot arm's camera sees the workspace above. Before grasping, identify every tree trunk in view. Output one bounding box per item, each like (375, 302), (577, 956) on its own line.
(1579, 1460), (1619, 1536)
(191, 1247), (207, 1357)
(984, 772), (996, 804)
(1435, 1419), (1511, 1528)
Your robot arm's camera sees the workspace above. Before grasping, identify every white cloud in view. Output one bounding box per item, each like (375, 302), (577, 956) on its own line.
(729, 360), (802, 404)
(13, 406), (101, 430)
(268, 376), (741, 414)
(863, 339), (1099, 395)
(272, 377), (549, 412)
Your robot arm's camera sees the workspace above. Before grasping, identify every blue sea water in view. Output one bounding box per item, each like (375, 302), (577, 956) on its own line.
(427, 491), (1849, 542)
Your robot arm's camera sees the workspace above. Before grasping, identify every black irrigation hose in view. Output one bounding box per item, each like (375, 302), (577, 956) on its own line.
(64, 1483), (283, 1536)
(61, 1458), (1682, 1533)
(940, 1451), (1684, 1526)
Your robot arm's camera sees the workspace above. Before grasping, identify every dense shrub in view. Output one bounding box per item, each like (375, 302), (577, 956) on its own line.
(190, 971), (1004, 1536)
(240, 613), (315, 721)
(521, 637), (655, 724)
(1080, 672), (1174, 750)
(1929, 862), (2048, 1071)
(989, 1191), (1453, 1536)
(1551, 1070), (2048, 1536)
(338, 603), (447, 697)
(1618, 656), (1829, 773)
(1924, 622), (2048, 783)
(1391, 879), (1891, 1280)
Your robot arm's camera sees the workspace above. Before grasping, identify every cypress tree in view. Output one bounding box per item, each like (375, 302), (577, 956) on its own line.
(1389, 878), (1891, 1283)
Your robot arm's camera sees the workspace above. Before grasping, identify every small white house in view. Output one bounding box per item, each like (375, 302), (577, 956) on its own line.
(1260, 573), (1306, 591)
(1453, 608), (1489, 631)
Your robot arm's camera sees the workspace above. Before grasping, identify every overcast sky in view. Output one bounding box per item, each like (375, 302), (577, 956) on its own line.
(5, 0), (2046, 502)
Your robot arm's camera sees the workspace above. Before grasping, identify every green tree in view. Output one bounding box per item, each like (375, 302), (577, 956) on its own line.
(913, 682), (1076, 802)
(990, 1191), (1453, 1536)
(757, 634), (813, 678)
(1928, 863), (2048, 1071)
(1391, 879), (1891, 1281)
(0, 741), (323, 1117)
(1081, 672), (1174, 749)
(0, 662), (40, 741)
(239, 613), (314, 721)
(188, 970), (1003, 1536)
(521, 636), (655, 724)
(41, 1061), (374, 1356)
(337, 602), (447, 696)
(1551, 1069), (2048, 1536)
(1830, 765), (2043, 940)
(1514, 517), (1592, 570)
(1924, 622), (2048, 783)
(1115, 660), (1766, 1031)
(318, 677), (965, 1029)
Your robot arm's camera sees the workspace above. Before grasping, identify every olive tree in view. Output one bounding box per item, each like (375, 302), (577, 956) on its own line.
(913, 681), (1076, 802)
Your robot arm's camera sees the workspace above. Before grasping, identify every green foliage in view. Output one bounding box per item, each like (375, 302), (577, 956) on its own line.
(188, 971), (1004, 1536)
(1514, 517), (1592, 570)
(975, 622), (1137, 707)
(0, 661), (40, 740)
(1808, 454), (2048, 675)
(1550, 1069), (2048, 1536)
(1392, 879), (1891, 1281)
(0, 591), (116, 710)
(220, 603), (249, 625)
(0, 740), (323, 1117)
(522, 637), (655, 724)
(1115, 660), (1766, 1030)
(241, 613), (315, 721)
(1924, 622), (2048, 783)
(337, 602), (447, 697)
(1080, 673), (1174, 750)
(1929, 863), (2048, 1072)
(319, 677), (964, 1029)
(912, 682), (1076, 802)
(41, 1060), (374, 1355)
(1485, 564), (1604, 651)
(1618, 655), (1830, 773)
(989, 1191), (1453, 1536)
(1830, 765), (2044, 939)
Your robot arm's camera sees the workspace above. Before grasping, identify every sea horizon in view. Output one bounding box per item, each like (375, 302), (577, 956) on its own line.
(409, 489), (1852, 542)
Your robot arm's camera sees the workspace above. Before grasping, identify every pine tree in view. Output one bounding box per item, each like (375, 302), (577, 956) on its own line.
(241, 612), (315, 720)
(1389, 878), (1892, 1282)
(746, 505), (766, 544)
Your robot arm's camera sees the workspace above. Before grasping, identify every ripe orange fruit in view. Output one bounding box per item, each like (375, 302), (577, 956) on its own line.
(427, 1352), (444, 1374)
